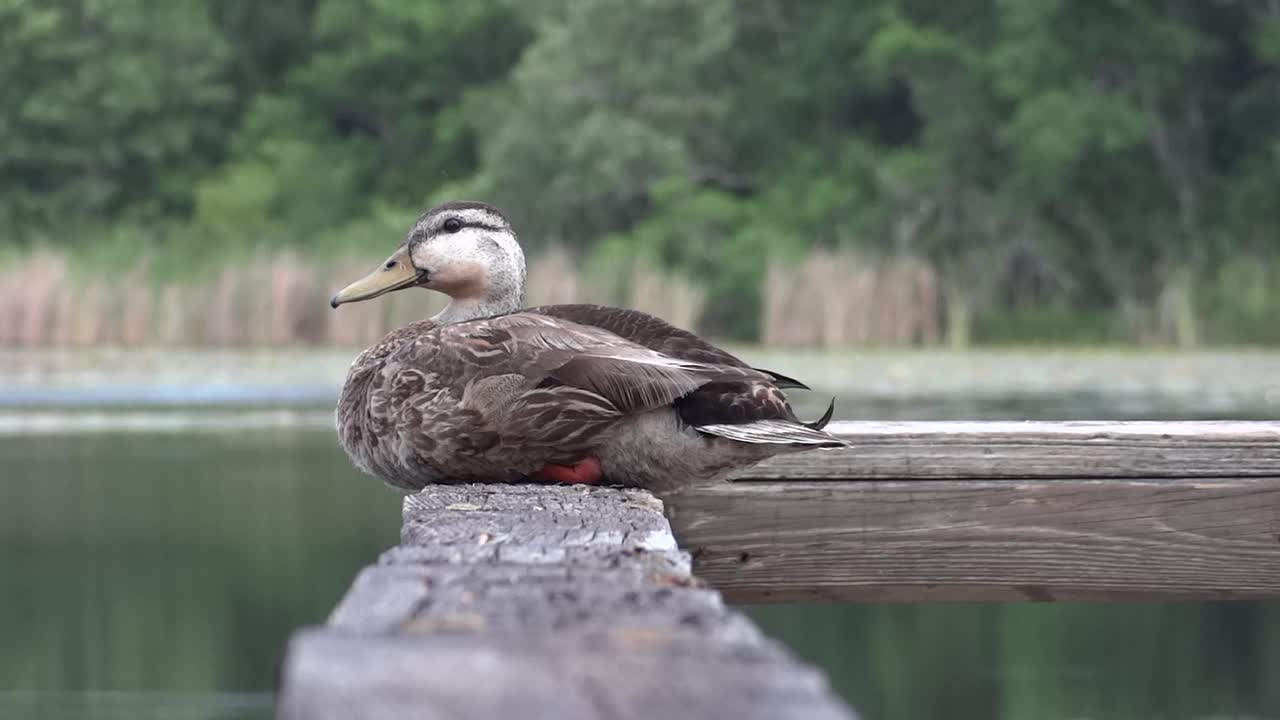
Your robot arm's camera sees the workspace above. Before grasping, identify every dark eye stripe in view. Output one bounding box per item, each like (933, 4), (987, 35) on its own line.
(444, 221), (504, 234)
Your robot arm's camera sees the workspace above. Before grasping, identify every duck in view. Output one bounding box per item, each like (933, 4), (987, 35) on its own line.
(329, 201), (843, 493)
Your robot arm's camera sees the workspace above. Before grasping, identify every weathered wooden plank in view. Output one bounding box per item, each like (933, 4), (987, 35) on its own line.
(734, 421), (1280, 480)
(667, 476), (1280, 603)
(277, 485), (855, 720)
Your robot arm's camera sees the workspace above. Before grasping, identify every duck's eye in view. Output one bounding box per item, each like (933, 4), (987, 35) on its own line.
(443, 218), (463, 233)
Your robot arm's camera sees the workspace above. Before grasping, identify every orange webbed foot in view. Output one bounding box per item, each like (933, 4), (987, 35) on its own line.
(533, 457), (603, 485)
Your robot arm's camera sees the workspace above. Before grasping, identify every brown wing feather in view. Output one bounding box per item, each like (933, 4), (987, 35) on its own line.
(527, 304), (826, 427)
(526, 304), (746, 366)
(430, 312), (773, 415)
(673, 380), (802, 426)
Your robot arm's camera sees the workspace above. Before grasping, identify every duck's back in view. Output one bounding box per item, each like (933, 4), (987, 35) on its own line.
(526, 304), (816, 430)
(525, 304), (749, 368)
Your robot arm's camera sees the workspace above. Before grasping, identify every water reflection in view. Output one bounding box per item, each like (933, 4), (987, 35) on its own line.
(0, 370), (1277, 719)
(0, 430), (400, 720)
(0, 690), (271, 720)
(751, 602), (1280, 720)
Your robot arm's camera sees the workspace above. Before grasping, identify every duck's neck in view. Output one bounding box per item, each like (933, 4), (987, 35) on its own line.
(431, 260), (525, 324)
(430, 234), (527, 324)
(433, 294), (522, 324)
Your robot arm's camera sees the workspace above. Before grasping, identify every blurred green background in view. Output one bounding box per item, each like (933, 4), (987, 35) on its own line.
(2, 1), (1280, 719)
(4, 0), (1280, 347)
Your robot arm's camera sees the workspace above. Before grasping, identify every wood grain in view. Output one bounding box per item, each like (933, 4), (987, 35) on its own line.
(277, 484), (855, 720)
(734, 421), (1280, 479)
(667, 477), (1280, 603)
(277, 420), (1280, 717)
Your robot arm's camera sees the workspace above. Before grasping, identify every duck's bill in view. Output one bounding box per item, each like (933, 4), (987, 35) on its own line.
(330, 248), (422, 308)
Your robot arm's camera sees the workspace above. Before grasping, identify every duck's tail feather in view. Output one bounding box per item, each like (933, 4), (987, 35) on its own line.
(695, 419), (847, 446)
(805, 397), (836, 430)
(755, 368), (810, 390)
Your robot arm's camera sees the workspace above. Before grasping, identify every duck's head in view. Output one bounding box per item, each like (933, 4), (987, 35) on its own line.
(330, 201), (526, 322)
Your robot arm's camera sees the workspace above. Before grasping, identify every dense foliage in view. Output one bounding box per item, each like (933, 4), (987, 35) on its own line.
(3, 0), (1279, 343)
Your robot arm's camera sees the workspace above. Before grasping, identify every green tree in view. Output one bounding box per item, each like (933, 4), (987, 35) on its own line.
(188, 0), (530, 252)
(4, 0), (1280, 344)
(0, 0), (235, 236)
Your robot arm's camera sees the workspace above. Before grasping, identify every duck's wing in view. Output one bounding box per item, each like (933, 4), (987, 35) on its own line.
(672, 379), (843, 446)
(448, 313), (774, 414)
(379, 312), (841, 459)
(526, 303), (808, 388)
(367, 314), (759, 471)
(395, 313), (792, 466)
(526, 304), (746, 365)
(526, 304), (838, 439)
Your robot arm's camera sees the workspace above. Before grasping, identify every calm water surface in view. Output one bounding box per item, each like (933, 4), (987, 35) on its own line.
(1, 350), (1278, 720)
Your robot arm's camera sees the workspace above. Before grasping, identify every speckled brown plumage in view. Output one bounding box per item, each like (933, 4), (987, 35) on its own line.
(527, 304), (816, 427)
(332, 202), (844, 493)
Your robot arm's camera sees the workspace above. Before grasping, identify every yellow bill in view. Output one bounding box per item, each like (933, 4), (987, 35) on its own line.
(330, 247), (421, 308)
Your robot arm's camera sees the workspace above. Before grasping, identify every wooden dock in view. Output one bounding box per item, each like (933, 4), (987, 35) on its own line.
(277, 420), (1280, 719)
(277, 485), (855, 720)
(678, 420), (1280, 603)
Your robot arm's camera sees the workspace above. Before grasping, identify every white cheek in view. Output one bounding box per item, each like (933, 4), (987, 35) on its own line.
(411, 231), (492, 296)
(411, 232), (486, 274)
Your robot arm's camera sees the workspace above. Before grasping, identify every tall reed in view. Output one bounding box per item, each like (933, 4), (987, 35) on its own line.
(0, 250), (711, 347)
(27, 247), (1239, 348)
(762, 250), (941, 347)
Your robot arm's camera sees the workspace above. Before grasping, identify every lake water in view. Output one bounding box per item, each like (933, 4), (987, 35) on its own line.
(1, 349), (1278, 720)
